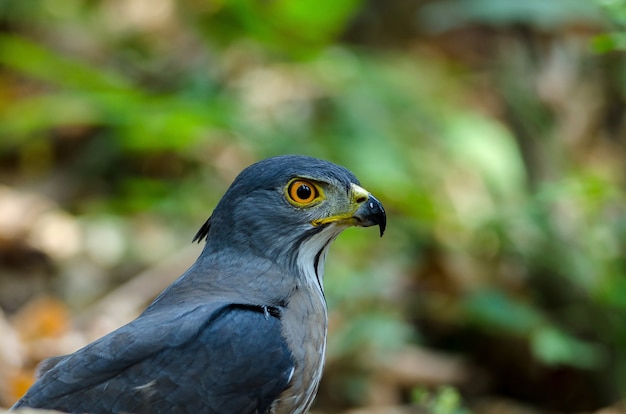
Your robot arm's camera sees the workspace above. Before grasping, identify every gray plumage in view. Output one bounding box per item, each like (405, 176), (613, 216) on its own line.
(12, 155), (386, 414)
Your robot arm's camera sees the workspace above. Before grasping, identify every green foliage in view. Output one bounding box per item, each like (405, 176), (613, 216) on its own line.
(592, 0), (626, 52)
(195, 0), (364, 54)
(419, 0), (603, 31)
(1, 0), (626, 411)
(531, 326), (605, 369)
(463, 290), (543, 335)
(412, 386), (471, 414)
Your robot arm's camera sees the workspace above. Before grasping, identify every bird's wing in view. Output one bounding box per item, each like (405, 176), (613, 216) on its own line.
(13, 303), (294, 414)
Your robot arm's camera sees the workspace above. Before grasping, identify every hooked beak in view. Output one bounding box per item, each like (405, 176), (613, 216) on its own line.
(312, 183), (386, 237)
(353, 193), (386, 237)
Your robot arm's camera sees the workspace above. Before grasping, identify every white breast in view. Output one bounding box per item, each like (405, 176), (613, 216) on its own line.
(273, 224), (344, 414)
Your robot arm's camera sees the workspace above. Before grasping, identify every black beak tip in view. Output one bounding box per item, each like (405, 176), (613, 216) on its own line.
(376, 205), (386, 237)
(363, 194), (386, 237)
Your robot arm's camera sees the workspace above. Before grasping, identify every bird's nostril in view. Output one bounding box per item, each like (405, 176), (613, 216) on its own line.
(355, 196), (367, 203)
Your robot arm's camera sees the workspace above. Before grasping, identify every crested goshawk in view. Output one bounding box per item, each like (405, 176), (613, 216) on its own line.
(12, 155), (386, 414)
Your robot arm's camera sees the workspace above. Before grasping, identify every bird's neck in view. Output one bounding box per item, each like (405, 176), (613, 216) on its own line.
(294, 225), (343, 297)
(274, 229), (339, 414)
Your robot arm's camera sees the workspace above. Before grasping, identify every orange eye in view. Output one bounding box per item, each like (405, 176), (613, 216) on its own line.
(288, 180), (318, 204)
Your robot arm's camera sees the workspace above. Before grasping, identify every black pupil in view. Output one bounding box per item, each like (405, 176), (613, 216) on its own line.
(297, 184), (312, 200)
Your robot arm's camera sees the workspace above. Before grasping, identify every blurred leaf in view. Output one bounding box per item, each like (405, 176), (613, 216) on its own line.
(204, 0), (364, 53)
(463, 289), (544, 334)
(592, 32), (626, 53)
(412, 386), (470, 414)
(5, 370), (36, 408)
(0, 35), (132, 92)
(419, 0), (604, 32)
(0, 34), (230, 151)
(597, 274), (626, 310)
(443, 113), (527, 199)
(0, 94), (100, 144)
(531, 326), (605, 369)
(263, 0), (363, 45)
(595, 0), (626, 26)
(11, 297), (71, 341)
(329, 311), (413, 357)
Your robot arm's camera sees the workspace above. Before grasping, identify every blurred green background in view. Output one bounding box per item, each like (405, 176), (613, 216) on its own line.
(1, 0), (626, 412)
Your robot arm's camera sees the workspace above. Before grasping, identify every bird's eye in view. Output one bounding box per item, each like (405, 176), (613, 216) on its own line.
(287, 179), (320, 205)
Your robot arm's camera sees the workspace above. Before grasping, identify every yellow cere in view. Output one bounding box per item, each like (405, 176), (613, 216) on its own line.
(311, 183), (370, 227)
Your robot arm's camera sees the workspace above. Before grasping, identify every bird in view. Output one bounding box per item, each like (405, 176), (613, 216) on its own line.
(11, 155), (386, 414)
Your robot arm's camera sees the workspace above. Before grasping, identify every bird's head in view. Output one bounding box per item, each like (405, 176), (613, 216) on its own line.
(194, 155), (385, 281)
